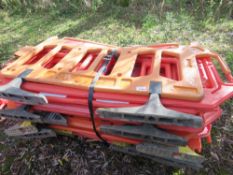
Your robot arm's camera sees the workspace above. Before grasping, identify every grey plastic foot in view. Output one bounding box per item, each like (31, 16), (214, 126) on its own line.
(20, 129), (56, 139)
(4, 123), (56, 139)
(41, 112), (67, 125)
(98, 93), (202, 128)
(0, 105), (67, 125)
(111, 144), (203, 169)
(0, 77), (47, 105)
(0, 105), (42, 122)
(136, 143), (204, 164)
(100, 124), (187, 146)
(4, 122), (38, 137)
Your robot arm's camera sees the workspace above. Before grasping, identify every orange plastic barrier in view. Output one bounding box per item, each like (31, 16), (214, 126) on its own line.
(0, 37), (232, 169)
(1, 37), (204, 101)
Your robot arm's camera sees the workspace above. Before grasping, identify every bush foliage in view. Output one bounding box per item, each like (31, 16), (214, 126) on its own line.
(0, 0), (232, 20)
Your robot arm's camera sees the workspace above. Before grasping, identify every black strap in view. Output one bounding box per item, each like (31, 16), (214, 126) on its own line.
(88, 50), (118, 144)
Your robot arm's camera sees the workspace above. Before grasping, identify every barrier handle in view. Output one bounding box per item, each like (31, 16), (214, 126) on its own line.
(149, 43), (178, 48)
(191, 43), (233, 83)
(210, 53), (233, 83)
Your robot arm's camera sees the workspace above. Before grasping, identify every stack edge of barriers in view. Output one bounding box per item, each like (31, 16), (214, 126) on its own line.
(0, 37), (232, 169)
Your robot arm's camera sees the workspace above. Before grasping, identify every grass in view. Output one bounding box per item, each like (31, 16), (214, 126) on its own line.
(0, 4), (233, 66)
(0, 2), (233, 175)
